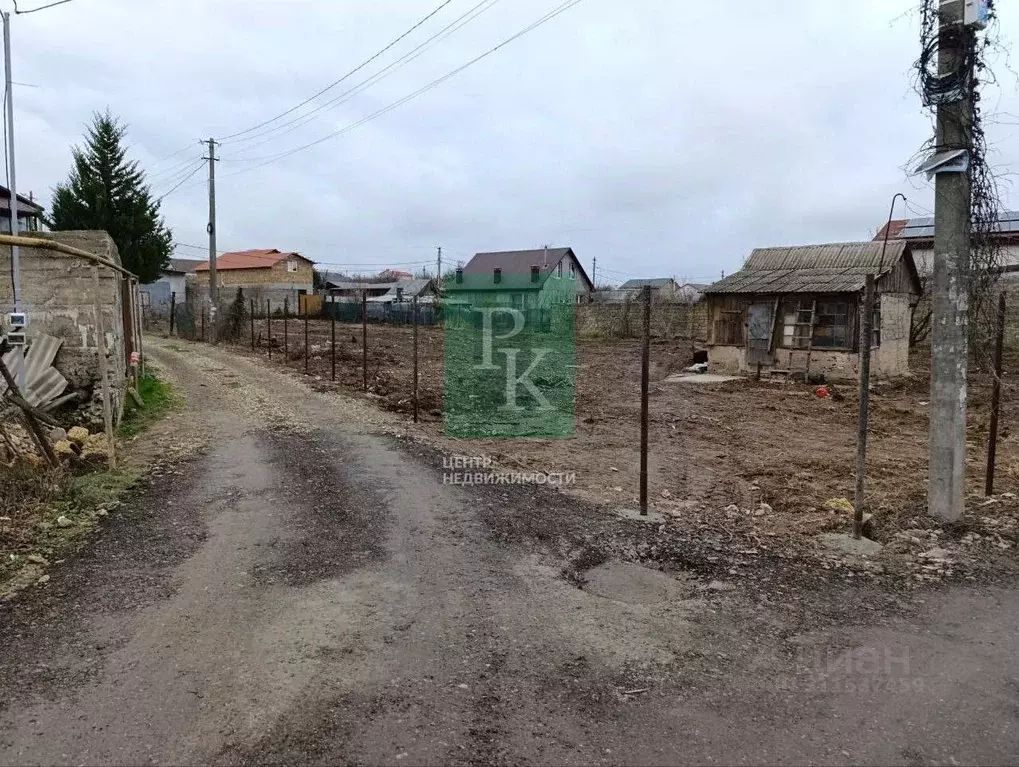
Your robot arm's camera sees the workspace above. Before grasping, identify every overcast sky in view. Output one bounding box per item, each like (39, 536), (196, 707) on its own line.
(9, 0), (1019, 284)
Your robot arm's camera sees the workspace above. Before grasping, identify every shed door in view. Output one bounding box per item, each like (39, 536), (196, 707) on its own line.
(746, 301), (776, 366)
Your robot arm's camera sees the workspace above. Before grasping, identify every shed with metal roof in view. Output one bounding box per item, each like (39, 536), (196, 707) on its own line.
(703, 241), (921, 381)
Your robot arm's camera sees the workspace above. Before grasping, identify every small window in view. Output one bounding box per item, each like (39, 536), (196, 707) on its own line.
(287, 260), (298, 273)
(569, 261), (576, 279)
(813, 301), (851, 349)
(557, 261), (563, 277)
(781, 299), (814, 349)
(511, 293), (523, 308)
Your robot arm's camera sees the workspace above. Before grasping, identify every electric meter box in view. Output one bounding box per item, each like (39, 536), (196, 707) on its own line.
(7, 312), (26, 329)
(965, 0), (990, 29)
(5, 331), (26, 347)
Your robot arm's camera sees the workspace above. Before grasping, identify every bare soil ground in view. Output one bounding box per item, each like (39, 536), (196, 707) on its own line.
(217, 319), (1019, 584)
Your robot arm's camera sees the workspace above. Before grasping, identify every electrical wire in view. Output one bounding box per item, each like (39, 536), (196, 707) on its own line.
(151, 160), (205, 195)
(12, 0), (74, 14)
(216, 0), (589, 180)
(222, 0), (504, 156)
(219, 0), (455, 143)
(148, 154), (203, 181)
(156, 162), (204, 202)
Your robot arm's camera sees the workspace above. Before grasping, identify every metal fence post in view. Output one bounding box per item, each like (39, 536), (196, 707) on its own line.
(854, 273), (876, 538)
(640, 284), (651, 515)
(250, 298), (255, 351)
(304, 300), (309, 374)
(201, 304), (206, 342)
(413, 296), (419, 423)
(362, 290), (368, 392)
(330, 299), (336, 381)
(284, 297), (289, 364)
(987, 291), (1007, 495)
(169, 291), (176, 336)
(267, 299), (272, 361)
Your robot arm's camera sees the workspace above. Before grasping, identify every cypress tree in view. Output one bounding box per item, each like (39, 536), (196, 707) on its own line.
(50, 111), (173, 283)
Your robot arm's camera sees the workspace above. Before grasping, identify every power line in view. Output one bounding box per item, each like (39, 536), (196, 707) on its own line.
(156, 162), (204, 202)
(216, 0), (589, 180)
(12, 0), (74, 14)
(151, 159), (205, 192)
(151, 141), (202, 167)
(219, 0), (455, 143)
(149, 154), (203, 182)
(222, 0), (504, 156)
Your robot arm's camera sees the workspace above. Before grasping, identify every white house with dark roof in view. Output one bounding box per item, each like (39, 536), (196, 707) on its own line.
(875, 211), (1019, 276)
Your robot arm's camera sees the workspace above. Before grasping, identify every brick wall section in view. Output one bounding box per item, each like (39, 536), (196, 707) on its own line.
(0, 230), (127, 401)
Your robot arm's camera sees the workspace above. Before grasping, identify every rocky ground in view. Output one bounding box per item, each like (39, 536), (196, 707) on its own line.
(0, 336), (1017, 766)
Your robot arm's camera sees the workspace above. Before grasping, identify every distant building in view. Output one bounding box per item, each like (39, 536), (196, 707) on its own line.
(140, 258), (204, 318)
(875, 211), (1019, 276)
(194, 248), (314, 307)
(446, 247), (594, 309)
(704, 241), (922, 379)
(366, 278), (439, 305)
(0, 184), (43, 233)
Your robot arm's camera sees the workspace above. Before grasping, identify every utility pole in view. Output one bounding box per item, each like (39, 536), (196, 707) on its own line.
(592, 256), (597, 287)
(436, 246), (442, 280)
(2, 12), (23, 389)
(205, 138), (219, 343)
(928, 0), (975, 521)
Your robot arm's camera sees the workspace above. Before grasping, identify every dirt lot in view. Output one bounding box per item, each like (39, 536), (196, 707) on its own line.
(218, 318), (1019, 577)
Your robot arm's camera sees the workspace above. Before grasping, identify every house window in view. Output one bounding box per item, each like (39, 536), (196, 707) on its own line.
(511, 293), (523, 309)
(781, 299), (853, 349)
(812, 300), (851, 349)
(287, 260), (298, 273)
(781, 299), (814, 349)
(569, 261), (576, 279)
(558, 261), (563, 277)
(714, 310), (744, 345)
(872, 302), (881, 348)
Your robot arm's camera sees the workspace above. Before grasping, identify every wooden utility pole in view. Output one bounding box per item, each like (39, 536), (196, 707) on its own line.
(91, 264), (116, 469)
(205, 138), (219, 343)
(640, 284), (651, 515)
(928, 1), (975, 521)
(986, 291), (1006, 495)
(267, 300), (272, 360)
(249, 298), (255, 350)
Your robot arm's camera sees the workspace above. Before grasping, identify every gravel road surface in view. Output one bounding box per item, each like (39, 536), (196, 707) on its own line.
(0, 337), (1017, 766)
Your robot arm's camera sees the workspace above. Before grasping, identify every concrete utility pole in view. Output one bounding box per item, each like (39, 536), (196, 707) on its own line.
(929, 0), (973, 521)
(592, 255), (597, 287)
(205, 138), (219, 343)
(436, 246), (442, 280)
(2, 11), (23, 389)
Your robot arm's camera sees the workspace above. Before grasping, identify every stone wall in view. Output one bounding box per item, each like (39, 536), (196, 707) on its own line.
(576, 301), (708, 343)
(0, 230), (127, 407)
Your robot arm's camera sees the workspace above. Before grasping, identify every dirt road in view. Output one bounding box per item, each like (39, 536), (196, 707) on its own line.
(1, 337), (1017, 766)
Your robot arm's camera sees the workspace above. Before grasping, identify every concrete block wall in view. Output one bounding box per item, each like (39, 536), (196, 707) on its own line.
(0, 230), (127, 402)
(576, 302), (707, 342)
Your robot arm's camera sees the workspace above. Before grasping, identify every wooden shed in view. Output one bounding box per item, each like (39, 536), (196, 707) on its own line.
(703, 241), (922, 380)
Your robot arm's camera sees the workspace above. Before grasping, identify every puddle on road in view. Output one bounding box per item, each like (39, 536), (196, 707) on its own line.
(581, 561), (695, 604)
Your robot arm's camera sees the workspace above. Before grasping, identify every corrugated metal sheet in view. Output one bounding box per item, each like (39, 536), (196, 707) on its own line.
(706, 241), (915, 295)
(1, 334), (68, 407)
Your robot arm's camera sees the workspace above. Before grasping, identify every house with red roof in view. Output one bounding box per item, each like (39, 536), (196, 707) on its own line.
(193, 249), (314, 308)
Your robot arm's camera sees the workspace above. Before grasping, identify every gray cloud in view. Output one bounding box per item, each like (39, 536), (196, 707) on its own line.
(7, 0), (1018, 283)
